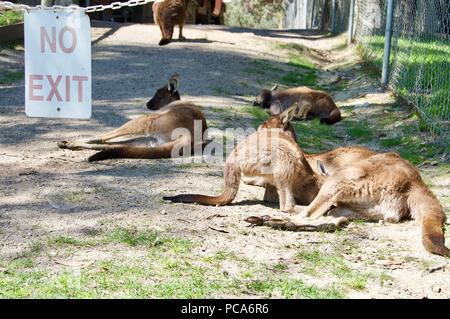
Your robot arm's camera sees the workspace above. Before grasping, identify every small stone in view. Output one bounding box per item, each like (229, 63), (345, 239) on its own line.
(160, 210), (167, 215)
(432, 286), (442, 293)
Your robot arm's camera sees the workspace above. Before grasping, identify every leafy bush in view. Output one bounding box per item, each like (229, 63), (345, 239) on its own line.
(0, 9), (23, 26)
(224, 0), (285, 28)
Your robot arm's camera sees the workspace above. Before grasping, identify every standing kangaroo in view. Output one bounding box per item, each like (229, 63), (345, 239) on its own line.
(153, 0), (192, 46)
(254, 85), (342, 125)
(58, 75), (208, 162)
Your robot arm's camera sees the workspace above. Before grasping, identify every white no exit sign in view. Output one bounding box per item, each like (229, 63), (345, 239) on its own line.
(24, 9), (91, 119)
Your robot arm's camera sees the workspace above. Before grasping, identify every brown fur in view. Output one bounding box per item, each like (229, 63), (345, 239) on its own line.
(248, 111), (450, 257)
(146, 74), (181, 110)
(58, 101), (207, 161)
(254, 86), (342, 125)
(254, 107), (376, 203)
(153, 0), (190, 46)
(293, 152), (450, 257)
(164, 129), (321, 212)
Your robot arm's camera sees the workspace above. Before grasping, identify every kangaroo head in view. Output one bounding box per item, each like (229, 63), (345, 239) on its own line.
(253, 84), (278, 108)
(258, 101), (298, 142)
(146, 74), (181, 110)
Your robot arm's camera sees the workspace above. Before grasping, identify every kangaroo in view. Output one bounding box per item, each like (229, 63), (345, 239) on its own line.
(146, 74), (181, 110)
(251, 103), (376, 203)
(58, 102), (207, 162)
(295, 152), (449, 257)
(57, 76), (207, 162)
(246, 111), (450, 257)
(254, 85), (342, 125)
(153, 0), (192, 46)
(163, 127), (321, 212)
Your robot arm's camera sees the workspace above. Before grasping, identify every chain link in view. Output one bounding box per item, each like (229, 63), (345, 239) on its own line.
(0, 0), (164, 12)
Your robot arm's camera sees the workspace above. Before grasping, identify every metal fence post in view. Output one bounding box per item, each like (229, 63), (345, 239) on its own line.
(331, 0), (336, 33)
(310, 0), (316, 28)
(347, 0), (356, 45)
(382, 0), (395, 87)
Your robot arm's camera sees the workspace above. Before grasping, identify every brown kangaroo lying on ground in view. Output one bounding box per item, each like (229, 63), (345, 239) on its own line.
(165, 105), (449, 257)
(58, 75), (207, 162)
(153, 0), (194, 46)
(254, 84), (342, 124)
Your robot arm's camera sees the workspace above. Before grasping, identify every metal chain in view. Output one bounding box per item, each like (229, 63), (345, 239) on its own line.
(0, 0), (164, 12)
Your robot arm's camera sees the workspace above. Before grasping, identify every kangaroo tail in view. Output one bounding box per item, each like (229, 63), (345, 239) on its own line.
(409, 187), (450, 257)
(88, 141), (179, 162)
(163, 162), (241, 206)
(320, 108), (342, 125)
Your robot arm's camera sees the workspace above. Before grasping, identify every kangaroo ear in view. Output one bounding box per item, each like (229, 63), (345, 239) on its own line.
(280, 102), (298, 125)
(317, 161), (329, 176)
(269, 100), (282, 116)
(168, 74), (179, 92)
(270, 84), (278, 91)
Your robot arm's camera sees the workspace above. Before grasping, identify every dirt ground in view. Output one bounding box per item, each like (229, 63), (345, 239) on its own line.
(0, 21), (449, 298)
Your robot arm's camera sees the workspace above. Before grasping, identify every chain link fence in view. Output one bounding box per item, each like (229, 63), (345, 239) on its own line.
(353, 0), (450, 136)
(284, 0), (449, 137)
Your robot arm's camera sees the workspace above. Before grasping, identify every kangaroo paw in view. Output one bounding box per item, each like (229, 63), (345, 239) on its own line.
(57, 140), (80, 150)
(159, 38), (171, 46)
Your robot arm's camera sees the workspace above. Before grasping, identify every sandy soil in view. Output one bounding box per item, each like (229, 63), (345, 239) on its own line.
(0, 21), (449, 298)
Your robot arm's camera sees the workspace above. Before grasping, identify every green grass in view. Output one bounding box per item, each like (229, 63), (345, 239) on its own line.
(0, 70), (24, 85)
(0, 10), (23, 26)
(358, 35), (450, 134)
(107, 227), (192, 253)
(242, 105), (270, 127)
(0, 240), (347, 298)
(293, 118), (340, 152)
(280, 71), (318, 87)
(296, 247), (369, 292)
(246, 279), (343, 299)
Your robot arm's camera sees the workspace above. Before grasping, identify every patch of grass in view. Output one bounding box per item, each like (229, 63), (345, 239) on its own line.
(107, 227), (192, 253)
(0, 10), (23, 26)
(380, 136), (403, 147)
(246, 279), (344, 298)
(0, 71), (24, 85)
(242, 105), (270, 127)
(295, 246), (369, 292)
(280, 71), (318, 87)
(358, 35), (450, 134)
(49, 235), (85, 247)
(293, 118), (340, 152)
(271, 262), (288, 272)
(345, 120), (373, 142)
